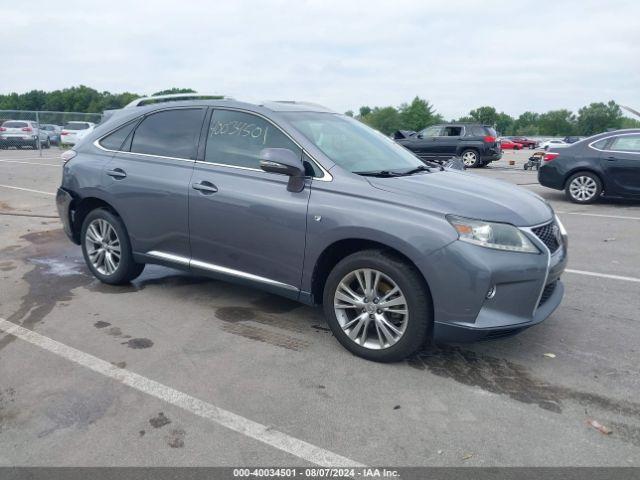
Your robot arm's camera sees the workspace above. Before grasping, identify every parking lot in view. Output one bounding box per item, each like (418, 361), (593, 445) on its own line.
(0, 146), (639, 466)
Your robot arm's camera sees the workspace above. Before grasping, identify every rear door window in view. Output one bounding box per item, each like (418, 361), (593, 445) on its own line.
(130, 108), (204, 159)
(204, 109), (301, 169)
(442, 126), (463, 136)
(609, 135), (640, 153)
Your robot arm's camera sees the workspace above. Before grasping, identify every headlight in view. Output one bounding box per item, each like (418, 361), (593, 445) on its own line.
(447, 215), (539, 253)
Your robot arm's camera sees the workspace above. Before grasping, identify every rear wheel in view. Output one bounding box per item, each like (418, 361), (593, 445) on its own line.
(565, 172), (602, 204)
(81, 208), (145, 284)
(461, 149), (481, 168)
(323, 249), (432, 362)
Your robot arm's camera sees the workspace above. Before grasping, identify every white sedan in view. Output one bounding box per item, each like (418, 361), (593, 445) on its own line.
(540, 139), (569, 150)
(60, 121), (96, 146)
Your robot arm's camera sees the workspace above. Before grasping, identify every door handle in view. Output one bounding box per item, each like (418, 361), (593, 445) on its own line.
(606, 156), (617, 162)
(106, 168), (127, 179)
(192, 181), (218, 194)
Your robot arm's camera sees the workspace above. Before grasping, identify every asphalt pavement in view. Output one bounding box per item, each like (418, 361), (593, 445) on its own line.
(0, 147), (639, 466)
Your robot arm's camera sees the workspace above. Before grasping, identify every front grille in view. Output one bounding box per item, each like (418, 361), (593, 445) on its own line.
(538, 281), (557, 308)
(532, 221), (561, 252)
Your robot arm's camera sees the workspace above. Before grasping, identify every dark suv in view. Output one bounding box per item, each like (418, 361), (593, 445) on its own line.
(395, 123), (502, 168)
(56, 96), (566, 362)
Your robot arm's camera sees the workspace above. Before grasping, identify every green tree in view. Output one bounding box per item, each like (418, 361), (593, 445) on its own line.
(398, 96), (443, 131)
(621, 116), (640, 129)
(495, 112), (515, 135)
(344, 110), (354, 117)
(537, 109), (576, 136)
(512, 111), (540, 135)
(360, 106), (402, 135)
(358, 106), (372, 117)
(152, 88), (197, 96)
(469, 106), (498, 126)
(576, 101), (623, 135)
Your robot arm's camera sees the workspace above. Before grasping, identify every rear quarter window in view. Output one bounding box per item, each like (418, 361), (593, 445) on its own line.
(99, 120), (139, 151)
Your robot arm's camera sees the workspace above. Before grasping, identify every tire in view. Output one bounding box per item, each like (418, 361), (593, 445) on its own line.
(461, 149), (481, 168)
(81, 208), (145, 285)
(323, 249), (432, 362)
(44, 138), (51, 149)
(564, 171), (602, 204)
(524, 164), (529, 170)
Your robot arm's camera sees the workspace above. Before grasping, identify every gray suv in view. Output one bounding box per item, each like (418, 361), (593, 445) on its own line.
(56, 96), (567, 362)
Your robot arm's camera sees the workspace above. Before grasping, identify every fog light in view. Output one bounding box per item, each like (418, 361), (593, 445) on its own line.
(486, 285), (497, 299)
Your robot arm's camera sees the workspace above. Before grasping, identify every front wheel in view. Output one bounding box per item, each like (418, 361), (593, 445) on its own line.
(565, 172), (602, 204)
(323, 249), (432, 362)
(81, 208), (145, 284)
(461, 149), (481, 168)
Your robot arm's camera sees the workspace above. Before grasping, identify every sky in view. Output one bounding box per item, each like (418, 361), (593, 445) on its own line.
(3, 0), (640, 119)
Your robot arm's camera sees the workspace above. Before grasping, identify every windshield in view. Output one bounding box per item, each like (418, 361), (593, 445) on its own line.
(281, 112), (424, 173)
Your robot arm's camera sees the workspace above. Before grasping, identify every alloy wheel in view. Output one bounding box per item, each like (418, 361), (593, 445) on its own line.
(569, 176), (598, 202)
(85, 218), (121, 275)
(462, 151), (477, 167)
(333, 268), (408, 350)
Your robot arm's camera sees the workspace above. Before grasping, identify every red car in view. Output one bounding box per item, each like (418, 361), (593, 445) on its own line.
(499, 138), (524, 150)
(509, 136), (538, 149)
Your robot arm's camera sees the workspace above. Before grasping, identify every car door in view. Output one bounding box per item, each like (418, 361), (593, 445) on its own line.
(438, 125), (463, 157)
(600, 134), (640, 197)
(188, 108), (311, 297)
(102, 107), (206, 260)
(411, 125), (442, 160)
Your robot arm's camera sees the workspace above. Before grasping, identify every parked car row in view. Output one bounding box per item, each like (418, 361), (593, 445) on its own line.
(0, 120), (96, 149)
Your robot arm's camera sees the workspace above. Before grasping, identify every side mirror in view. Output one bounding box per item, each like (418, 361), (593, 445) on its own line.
(259, 148), (306, 192)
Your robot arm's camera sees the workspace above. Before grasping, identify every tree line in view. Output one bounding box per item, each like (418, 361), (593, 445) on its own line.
(1, 86), (638, 136)
(348, 97), (640, 137)
(0, 86), (196, 114)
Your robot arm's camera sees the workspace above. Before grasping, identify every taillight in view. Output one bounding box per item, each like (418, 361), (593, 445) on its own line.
(61, 131), (69, 135)
(61, 149), (77, 164)
(22, 127), (33, 132)
(0, 127), (5, 132)
(483, 135), (496, 143)
(544, 152), (560, 162)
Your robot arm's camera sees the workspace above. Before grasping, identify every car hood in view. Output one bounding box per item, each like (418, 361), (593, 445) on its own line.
(366, 171), (553, 227)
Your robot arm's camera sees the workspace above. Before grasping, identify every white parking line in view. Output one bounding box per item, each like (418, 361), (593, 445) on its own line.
(556, 211), (640, 221)
(0, 318), (364, 467)
(0, 184), (55, 196)
(565, 269), (640, 283)
(0, 159), (60, 167)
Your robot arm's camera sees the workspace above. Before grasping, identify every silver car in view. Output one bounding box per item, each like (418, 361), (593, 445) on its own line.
(56, 94), (568, 362)
(0, 120), (50, 149)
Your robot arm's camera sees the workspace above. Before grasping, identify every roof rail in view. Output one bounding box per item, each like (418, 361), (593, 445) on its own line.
(260, 100), (335, 113)
(124, 93), (234, 108)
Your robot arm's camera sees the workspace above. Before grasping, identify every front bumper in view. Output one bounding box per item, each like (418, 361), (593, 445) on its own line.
(419, 229), (567, 343)
(56, 188), (77, 243)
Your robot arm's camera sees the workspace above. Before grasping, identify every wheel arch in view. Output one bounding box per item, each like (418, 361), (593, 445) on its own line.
(562, 168), (605, 191)
(70, 196), (122, 244)
(309, 238), (434, 312)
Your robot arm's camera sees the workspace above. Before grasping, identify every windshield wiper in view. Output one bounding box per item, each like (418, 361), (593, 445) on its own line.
(354, 170), (404, 177)
(400, 165), (436, 175)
